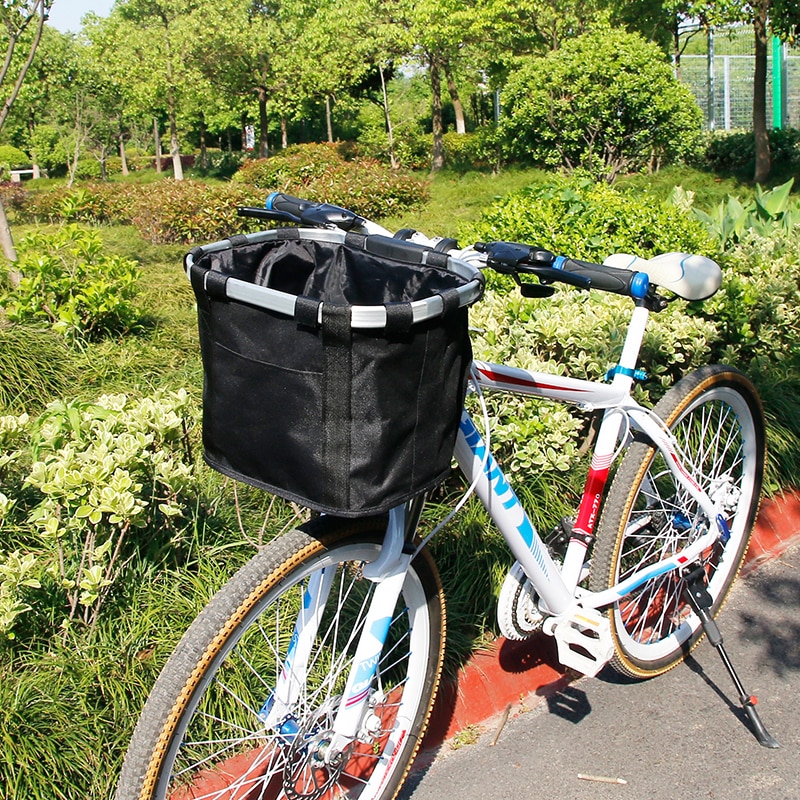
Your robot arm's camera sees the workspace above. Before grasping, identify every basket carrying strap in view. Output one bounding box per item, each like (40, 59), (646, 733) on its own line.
(321, 303), (352, 508)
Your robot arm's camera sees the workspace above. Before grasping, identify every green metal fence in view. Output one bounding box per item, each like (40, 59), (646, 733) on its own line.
(677, 25), (799, 130)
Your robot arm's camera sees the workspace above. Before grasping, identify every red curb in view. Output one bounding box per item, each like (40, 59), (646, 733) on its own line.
(421, 490), (800, 750)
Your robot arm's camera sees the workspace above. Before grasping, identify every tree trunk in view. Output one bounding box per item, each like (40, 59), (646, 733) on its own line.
(67, 133), (81, 187)
(326, 95), (334, 143)
(753, 1), (771, 184)
(154, 118), (163, 172)
(444, 61), (466, 134)
(281, 117), (288, 149)
(0, 199), (18, 273)
(258, 84), (269, 157)
(119, 134), (129, 176)
(429, 53), (445, 171)
(379, 64), (397, 169)
(671, 19), (681, 81)
(168, 116), (183, 179)
(199, 111), (208, 169)
(167, 84), (183, 180)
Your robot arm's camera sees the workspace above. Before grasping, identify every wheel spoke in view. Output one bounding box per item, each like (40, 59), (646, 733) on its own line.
(591, 369), (764, 677)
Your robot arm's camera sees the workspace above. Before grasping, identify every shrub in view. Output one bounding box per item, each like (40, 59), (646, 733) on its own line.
(21, 181), (260, 244)
(74, 158), (103, 180)
(0, 181), (29, 217)
(0, 225), (144, 341)
(126, 179), (255, 243)
(443, 128), (504, 172)
(357, 119), (432, 170)
(0, 145), (30, 179)
(0, 389), (197, 637)
(444, 125), (502, 172)
(233, 143), (347, 188)
(232, 143), (428, 219)
(468, 283), (718, 478)
(688, 179), (798, 250)
(703, 127), (800, 178)
(499, 26), (703, 181)
(188, 149), (245, 179)
(28, 123), (68, 177)
(460, 175), (716, 261)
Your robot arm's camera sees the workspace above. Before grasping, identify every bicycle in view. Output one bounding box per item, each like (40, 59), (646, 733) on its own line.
(115, 192), (775, 800)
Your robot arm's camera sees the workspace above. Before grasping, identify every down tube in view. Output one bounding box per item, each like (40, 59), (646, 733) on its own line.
(454, 411), (572, 616)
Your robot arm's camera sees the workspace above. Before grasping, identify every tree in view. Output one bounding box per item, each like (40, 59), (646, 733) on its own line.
(0, 0), (52, 267)
(499, 26), (703, 182)
(117, 0), (199, 180)
(618, 0), (800, 183)
(749, 0), (799, 183)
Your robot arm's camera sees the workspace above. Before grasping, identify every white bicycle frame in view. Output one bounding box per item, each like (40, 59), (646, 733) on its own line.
(258, 226), (731, 760)
(261, 293), (732, 760)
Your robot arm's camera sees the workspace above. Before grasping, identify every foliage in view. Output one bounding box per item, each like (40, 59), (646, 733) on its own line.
(699, 229), (800, 367)
(125, 180), (254, 244)
(233, 143), (351, 187)
(0, 389), (197, 638)
(27, 123), (69, 176)
(187, 149), (246, 180)
(231, 143), (429, 219)
(0, 225), (144, 341)
(498, 26), (704, 182)
(21, 180), (258, 243)
(0, 179), (29, 216)
(688, 179), (798, 249)
(468, 284), (718, 478)
(3, 165), (800, 799)
(702, 128), (800, 179)
(356, 118), (432, 170)
(0, 144), (30, 177)
(460, 175), (716, 262)
(443, 128), (504, 172)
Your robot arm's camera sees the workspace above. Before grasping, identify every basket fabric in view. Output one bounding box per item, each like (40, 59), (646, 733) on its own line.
(189, 229), (476, 517)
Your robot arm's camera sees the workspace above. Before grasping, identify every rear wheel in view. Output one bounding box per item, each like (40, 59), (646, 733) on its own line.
(115, 515), (446, 800)
(590, 366), (765, 678)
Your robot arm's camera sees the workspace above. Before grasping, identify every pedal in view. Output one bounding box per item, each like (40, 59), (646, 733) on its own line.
(544, 607), (615, 677)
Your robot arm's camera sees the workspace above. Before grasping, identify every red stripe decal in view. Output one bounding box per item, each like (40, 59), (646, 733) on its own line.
(477, 365), (591, 393)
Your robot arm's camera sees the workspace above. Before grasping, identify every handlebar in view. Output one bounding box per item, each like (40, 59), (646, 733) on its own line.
(475, 241), (650, 300)
(264, 191), (364, 230)
(239, 193), (653, 302)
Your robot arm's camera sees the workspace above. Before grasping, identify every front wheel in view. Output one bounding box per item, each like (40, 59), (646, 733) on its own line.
(115, 515), (446, 800)
(590, 365), (765, 678)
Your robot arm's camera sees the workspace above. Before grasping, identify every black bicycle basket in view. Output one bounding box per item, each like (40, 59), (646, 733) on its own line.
(187, 227), (483, 517)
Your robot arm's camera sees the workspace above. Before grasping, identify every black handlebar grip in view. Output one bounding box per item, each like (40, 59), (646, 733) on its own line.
(265, 191), (361, 230)
(555, 256), (650, 299)
(264, 191), (308, 220)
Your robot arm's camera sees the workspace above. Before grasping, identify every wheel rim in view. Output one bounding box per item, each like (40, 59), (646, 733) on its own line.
(155, 542), (433, 800)
(612, 386), (760, 663)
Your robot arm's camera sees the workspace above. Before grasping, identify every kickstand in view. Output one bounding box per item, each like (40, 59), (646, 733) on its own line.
(683, 567), (779, 749)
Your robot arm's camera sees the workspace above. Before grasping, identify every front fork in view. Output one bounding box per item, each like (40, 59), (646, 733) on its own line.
(262, 505), (414, 763)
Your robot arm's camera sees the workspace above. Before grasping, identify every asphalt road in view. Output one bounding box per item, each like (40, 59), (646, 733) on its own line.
(401, 542), (800, 800)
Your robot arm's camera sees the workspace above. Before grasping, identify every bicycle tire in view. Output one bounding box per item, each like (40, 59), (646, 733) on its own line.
(590, 365), (765, 678)
(115, 515), (446, 800)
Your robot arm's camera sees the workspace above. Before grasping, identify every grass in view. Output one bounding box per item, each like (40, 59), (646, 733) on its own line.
(381, 166), (554, 239)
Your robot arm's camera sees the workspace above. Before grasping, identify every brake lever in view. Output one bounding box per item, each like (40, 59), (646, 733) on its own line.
(237, 206), (299, 223)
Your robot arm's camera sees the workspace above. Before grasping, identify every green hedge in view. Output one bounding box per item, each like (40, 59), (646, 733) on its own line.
(232, 143), (428, 219)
